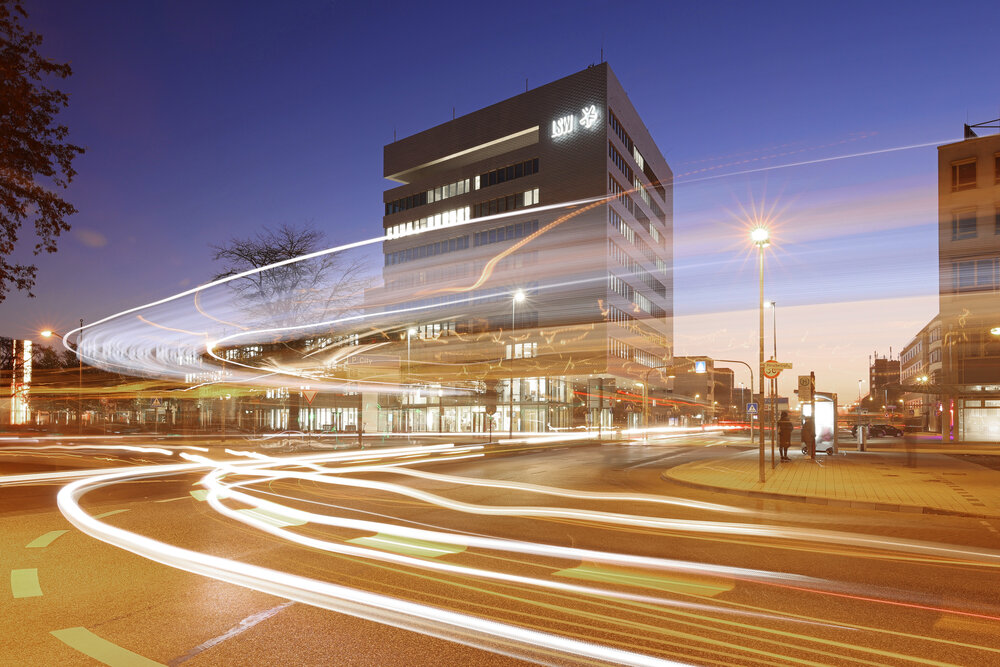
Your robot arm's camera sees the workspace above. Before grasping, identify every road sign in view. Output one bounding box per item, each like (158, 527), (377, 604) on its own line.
(150, 398), (162, 408)
(798, 375), (813, 401)
(302, 389), (318, 405)
(763, 360), (792, 379)
(746, 402), (758, 415)
(694, 360), (707, 374)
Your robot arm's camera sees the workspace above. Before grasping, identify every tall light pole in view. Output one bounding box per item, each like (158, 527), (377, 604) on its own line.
(751, 226), (769, 483)
(766, 300), (777, 467)
(857, 378), (864, 436)
(406, 327), (416, 438)
(509, 289), (525, 439)
(41, 320), (84, 435)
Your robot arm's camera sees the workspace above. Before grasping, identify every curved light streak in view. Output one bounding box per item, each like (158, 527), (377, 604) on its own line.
(57, 466), (691, 667)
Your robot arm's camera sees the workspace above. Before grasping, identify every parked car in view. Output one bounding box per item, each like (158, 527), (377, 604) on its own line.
(850, 423), (904, 437)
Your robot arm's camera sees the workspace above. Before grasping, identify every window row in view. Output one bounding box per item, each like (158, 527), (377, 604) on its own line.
(609, 175), (634, 215)
(385, 234), (470, 266)
(608, 337), (663, 368)
(609, 108), (668, 201)
(475, 158), (539, 190)
(950, 155), (1000, 191)
(951, 208), (1000, 240)
(385, 261), (473, 289)
(412, 321), (456, 339)
(610, 142), (633, 182)
(471, 188), (539, 218)
(386, 206), (471, 238)
(505, 341), (539, 359)
(952, 257), (1000, 293)
(609, 110), (634, 154)
(386, 178), (472, 216)
(474, 219), (540, 247)
(606, 305), (668, 349)
(609, 208), (635, 243)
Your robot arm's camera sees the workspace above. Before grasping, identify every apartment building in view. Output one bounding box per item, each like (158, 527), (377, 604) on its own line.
(937, 121), (1000, 441)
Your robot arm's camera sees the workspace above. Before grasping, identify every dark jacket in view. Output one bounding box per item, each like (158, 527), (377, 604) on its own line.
(801, 419), (816, 445)
(778, 416), (793, 443)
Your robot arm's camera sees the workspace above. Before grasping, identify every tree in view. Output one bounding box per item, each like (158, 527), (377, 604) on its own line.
(210, 222), (368, 330)
(0, 1), (85, 302)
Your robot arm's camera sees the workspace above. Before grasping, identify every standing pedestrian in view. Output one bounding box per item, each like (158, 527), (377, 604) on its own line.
(777, 411), (793, 461)
(801, 417), (816, 459)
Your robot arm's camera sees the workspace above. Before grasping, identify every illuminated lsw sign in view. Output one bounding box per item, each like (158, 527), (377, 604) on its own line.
(551, 104), (599, 138)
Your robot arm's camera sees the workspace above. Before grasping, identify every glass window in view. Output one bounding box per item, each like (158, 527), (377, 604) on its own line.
(952, 160), (977, 190)
(952, 211), (977, 240)
(977, 259), (996, 288)
(957, 261), (975, 290)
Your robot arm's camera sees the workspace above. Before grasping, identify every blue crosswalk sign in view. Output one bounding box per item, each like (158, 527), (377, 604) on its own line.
(746, 402), (758, 415)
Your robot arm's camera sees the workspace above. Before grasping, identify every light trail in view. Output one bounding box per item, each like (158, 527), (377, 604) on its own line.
(57, 465), (692, 667)
(42, 445), (1000, 664)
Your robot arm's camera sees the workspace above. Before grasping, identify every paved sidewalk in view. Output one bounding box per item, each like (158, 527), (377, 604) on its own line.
(663, 449), (1000, 518)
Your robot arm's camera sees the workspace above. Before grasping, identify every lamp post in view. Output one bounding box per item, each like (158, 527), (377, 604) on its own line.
(751, 227), (769, 483)
(509, 289), (525, 439)
(766, 300), (777, 468)
(406, 327), (416, 438)
(41, 319), (84, 435)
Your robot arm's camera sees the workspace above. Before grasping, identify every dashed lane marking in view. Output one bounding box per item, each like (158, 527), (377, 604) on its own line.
(933, 613), (1000, 636)
(26, 530), (69, 548)
(190, 489), (209, 501)
(237, 507), (306, 528)
(11, 568), (42, 598)
(348, 533), (467, 558)
(50, 627), (165, 667)
(93, 509), (130, 520)
(553, 563), (733, 597)
(979, 520), (999, 535)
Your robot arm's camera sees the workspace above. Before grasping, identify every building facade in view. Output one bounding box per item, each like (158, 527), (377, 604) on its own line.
(937, 123), (1000, 441)
(372, 64), (674, 433)
(900, 315), (942, 431)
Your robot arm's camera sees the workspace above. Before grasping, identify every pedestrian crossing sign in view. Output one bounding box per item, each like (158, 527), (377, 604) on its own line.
(746, 403), (758, 415)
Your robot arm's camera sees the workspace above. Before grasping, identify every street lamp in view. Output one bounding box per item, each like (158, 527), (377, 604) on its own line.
(751, 226), (769, 483)
(509, 289), (525, 439)
(41, 319), (84, 435)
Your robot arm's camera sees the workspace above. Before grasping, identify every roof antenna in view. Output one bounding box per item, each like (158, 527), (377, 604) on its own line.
(452, 106), (455, 120)
(525, 77), (528, 92)
(393, 127), (396, 142)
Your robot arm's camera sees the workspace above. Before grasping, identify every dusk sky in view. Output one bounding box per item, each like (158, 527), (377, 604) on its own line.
(4, 0), (999, 402)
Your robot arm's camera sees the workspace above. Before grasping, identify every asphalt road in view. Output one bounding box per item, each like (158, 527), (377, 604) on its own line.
(2, 435), (999, 666)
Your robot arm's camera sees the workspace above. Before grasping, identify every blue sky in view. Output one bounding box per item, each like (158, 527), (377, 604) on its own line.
(4, 0), (999, 400)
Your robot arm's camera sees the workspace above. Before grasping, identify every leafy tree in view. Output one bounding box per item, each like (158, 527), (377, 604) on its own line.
(0, 1), (85, 301)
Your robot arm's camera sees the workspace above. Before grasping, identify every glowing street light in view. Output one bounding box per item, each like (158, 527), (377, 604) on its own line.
(752, 227), (769, 483)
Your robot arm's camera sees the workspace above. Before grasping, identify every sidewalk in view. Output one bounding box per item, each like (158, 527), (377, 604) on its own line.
(663, 448), (1000, 518)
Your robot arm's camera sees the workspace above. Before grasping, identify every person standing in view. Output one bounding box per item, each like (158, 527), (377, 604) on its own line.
(801, 417), (816, 459)
(777, 411), (793, 461)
